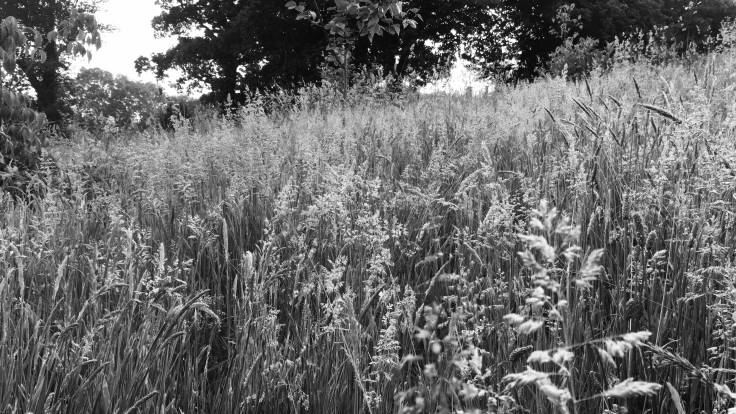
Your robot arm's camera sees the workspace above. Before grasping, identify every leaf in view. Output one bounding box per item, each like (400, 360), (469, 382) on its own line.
(285, 0), (297, 9)
(92, 377), (112, 414)
(389, 2), (402, 17)
(2, 53), (16, 73)
(33, 49), (46, 63)
(666, 382), (686, 414)
(52, 255), (69, 302)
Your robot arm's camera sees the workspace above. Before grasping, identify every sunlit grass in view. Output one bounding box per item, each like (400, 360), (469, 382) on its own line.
(3, 43), (736, 413)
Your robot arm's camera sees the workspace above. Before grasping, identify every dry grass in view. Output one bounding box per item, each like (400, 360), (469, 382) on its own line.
(3, 41), (736, 414)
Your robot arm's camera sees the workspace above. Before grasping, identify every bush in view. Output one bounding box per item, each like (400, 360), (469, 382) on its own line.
(548, 36), (602, 80)
(0, 12), (99, 197)
(0, 89), (47, 196)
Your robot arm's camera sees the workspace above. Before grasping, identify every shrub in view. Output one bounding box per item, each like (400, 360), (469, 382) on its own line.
(0, 11), (99, 197)
(548, 36), (602, 80)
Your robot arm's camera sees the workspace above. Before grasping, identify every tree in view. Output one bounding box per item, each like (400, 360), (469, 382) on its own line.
(286, 0), (420, 93)
(140, 0), (503, 102)
(490, 0), (736, 80)
(0, 0), (103, 123)
(137, 0), (329, 104)
(0, 11), (99, 195)
(67, 68), (165, 131)
(288, 0), (510, 85)
(142, 0), (736, 98)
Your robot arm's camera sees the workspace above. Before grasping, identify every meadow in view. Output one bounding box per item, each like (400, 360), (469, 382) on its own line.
(3, 37), (736, 414)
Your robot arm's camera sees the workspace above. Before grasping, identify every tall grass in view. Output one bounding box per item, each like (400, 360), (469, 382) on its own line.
(3, 40), (736, 414)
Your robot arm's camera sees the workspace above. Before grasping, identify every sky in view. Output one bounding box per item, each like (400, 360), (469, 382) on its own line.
(73, 0), (492, 96)
(72, 0), (177, 86)
(419, 59), (494, 96)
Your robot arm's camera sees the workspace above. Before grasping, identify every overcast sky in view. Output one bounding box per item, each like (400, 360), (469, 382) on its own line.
(72, 0), (176, 86)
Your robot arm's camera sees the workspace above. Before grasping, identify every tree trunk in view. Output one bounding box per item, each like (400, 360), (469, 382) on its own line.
(395, 38), (416, 77)
(22, 43), (64, 124)
(217, 56), (239, 105)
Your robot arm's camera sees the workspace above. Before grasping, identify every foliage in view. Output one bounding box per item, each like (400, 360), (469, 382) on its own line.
(548, 37), (602, 80)
(286, 0), (419, 95)
(0, 17), (47, 195)
(137, 0), (328, 103)
(139, 0), (501, 102)
(546, 5), (603, 80)
(487, 0), (736, 80)
(287, 0), (419, 42)
(135, 0), (736, 103)
(0, 11), (99, 196)
(339, 0), (503, 85)
(67, 68), (165, 132)
(0, 0), (104, 122)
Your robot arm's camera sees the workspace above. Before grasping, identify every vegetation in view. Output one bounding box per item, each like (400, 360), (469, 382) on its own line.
(487, 0), (736, 80)
(136, 0), (736, 99)
(137, 0), (465, 101)
(66, 68), (166, 132)
(5, 1), (736, 413)
(2, 20), (736, 412)
(0, 0), (103, 122)
(0, 11), (100, 196)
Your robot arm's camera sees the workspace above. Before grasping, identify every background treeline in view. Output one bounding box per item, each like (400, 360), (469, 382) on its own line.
(136, 0), (736, 102)
(4, 0), (736, 130)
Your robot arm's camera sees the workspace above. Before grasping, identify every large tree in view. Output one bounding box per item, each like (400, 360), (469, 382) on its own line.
(139, 0), (328, 103)
(0, 0), (104, 123)
(142, 0), (736, 100)
(346, 0), (503, 84)
(140, 0), (501, 101)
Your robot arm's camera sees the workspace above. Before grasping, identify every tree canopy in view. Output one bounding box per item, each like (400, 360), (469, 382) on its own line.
(490, 0), (736, 79)
(67, 68), (165, 131)
(139, 0), (502, 102)
(138, 0), (328, 103)
(142, 0), (736, 101)
(0, 8), (100, 195)
(0, 0), (103, 122)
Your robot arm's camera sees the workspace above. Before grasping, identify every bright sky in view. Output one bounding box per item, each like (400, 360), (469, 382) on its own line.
(72, 0), (176, 86)
(419, 58), (494, 96)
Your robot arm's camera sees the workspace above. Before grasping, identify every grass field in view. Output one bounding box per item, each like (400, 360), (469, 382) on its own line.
(3, 43), (736, 414)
